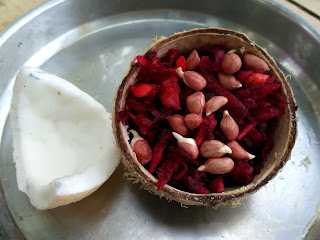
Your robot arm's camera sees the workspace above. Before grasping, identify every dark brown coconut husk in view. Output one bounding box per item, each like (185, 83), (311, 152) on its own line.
(112, 28), (297, 208)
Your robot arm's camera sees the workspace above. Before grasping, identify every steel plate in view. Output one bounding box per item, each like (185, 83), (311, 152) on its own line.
(0, 0), (320, 239)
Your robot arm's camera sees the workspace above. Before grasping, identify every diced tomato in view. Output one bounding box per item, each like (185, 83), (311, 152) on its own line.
(176, 56), (186, 71)
(130, 83), (160, 98)
(245, 73), (270, 86)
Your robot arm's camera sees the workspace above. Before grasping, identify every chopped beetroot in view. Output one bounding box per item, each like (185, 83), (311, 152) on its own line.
(245, 73), (270, 86)
(209, 48), (225, 72)
(252, 99), (286, 121)
(142, 129), (158, 146)
(237, 121), (257, 140)
(156, 158), (180, 191)
(259, 137), (274, 169)
(166, 48), (180, 67)
(244, 98), (257, 109)
(147, 105), (162, 118)
(144, 85), (160, 104)
(220, 90), (248, 121)
(183, 169), (209, 194)
(250, 82), (280, 101)
(116, 110), (130, 125)
(256, 121), (268, 134)
(149, 129), (173, 174)
(257, 127), (275, 173)
(201, 65), (223, 93)
(136, 52), (177, 84)
(168, 146), (199, 166)
(127, 112), (153, 135)
(213, 130), (226, 141)
(196, 124), (207, 146)
(135, 55), (149, 67)
(237, 70), (253, 83)
(126, 97), (149, 116)
(261, 120), (277, 162)
(245, 130), (264, 146)
(159, 76), (181, 110)
(176, 56), (186, 71)
(200, 55), (215, 74)
(145, 51), (161, 65)
(205, 92), (216, 102)
(196, 113), (217, 145)
(228, 160), (254, 185)
(153, 108), (175, 122)
(246, 112), (255, 122)
(271, 91), (289, 104)
(236, 88), (250, 99)
(209, 176), (225, 193)
(179, 87), (193, 106)
(173, 164), (188, 180)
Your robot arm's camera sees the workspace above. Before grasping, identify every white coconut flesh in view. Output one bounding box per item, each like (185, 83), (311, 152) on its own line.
(10, 66), (120, 210)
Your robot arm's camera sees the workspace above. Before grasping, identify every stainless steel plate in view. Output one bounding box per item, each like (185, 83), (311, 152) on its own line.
(1, 0), (320, 239)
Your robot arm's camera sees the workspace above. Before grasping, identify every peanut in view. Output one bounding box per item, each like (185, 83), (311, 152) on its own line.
(186, 92), (206, 115)
(217, 72), (242, 90)
(183, 71), (207, 91)
(172, 132), (199, 159)
(243, 54), (270, 73)
(205, 96), (228, 116)
(184, 114), (202, 130)
(186, 50), (200, 70)
(220, 110), (239, 140)
(200, 140), (232, 158)
(168, 114), (189, 136)
(198, 157), (234, 174)
(129, 130), (152, 165)
(221, 53), (242, 74)
(226, 140), (255, 160)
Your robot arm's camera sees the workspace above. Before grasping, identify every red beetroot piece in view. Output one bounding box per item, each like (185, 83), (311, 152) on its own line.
(116, 110), (130, 125)
(159, 76), (181, 110)
(237, 121), (257, 140)
(270, 90), (289, 104)
(149, 129), (173, 174)
(252, 98), (286, 121)
(209, 176), (225, 193)
(166, 48), (180, 67)
(156, 158), (181, 191)
(196, 113), (217, 146)
(183, 169), (209, 194)
(237, 70), (253, 83)
(173, 164), (188, 180)
(228, 160), (254, 185)
(136, 52), (177, 84)
(127, 112), (153, 135)
(209, 48), (225, 72)
(168, 146), (199, 166)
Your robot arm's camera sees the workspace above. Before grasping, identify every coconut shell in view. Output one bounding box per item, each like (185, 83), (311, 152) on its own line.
(112, 28), (297, 208)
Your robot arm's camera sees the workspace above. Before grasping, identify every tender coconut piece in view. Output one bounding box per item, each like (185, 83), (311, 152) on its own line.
(10, 66), (120, 210)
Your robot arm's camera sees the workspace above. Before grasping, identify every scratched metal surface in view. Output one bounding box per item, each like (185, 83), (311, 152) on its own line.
(0, 0), (320, 239)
